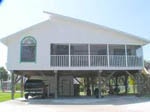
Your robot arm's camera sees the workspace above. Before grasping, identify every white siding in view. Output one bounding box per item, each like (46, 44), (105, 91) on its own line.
(6, 19), (144, 70)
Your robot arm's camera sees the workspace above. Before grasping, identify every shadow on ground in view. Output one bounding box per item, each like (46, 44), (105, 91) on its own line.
(20, 96), (150, 105)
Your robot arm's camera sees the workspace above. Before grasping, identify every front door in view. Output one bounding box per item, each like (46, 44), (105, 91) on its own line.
(61, 79), (71, 96)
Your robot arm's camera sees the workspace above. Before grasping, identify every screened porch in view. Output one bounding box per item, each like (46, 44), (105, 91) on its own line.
(50, 44), (143, 68)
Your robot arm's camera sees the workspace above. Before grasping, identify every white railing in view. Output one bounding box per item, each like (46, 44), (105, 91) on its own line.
(90, 55), (108, 67)
(127, 56), (143, 67)
(109, 55), (126, 67)
(71, 55), (88, 66)
(50, 55), (143, 67)
(51, 55), (69, 67)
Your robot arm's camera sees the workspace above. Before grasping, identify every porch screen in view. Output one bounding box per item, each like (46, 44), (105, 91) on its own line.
(70, 44), (88, 55)
(90, 44), (107, 55)
(21, 36), (36, 62)
(109, 45), (125, 55)
(50, 44), (69, 66)
(51, 44), (69, 55)
(127, 45), (142, 56)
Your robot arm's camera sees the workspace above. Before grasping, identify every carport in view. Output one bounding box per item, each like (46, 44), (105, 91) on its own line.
(10, 70), (144, 99)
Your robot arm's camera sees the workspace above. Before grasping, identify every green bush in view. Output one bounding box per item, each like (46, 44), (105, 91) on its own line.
(15, 83), (21, 90)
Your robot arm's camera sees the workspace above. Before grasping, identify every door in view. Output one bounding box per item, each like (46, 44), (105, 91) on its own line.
(61, 79), (71, 96)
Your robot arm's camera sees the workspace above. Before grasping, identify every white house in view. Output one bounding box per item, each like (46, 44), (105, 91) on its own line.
(1, 12), (149, 99)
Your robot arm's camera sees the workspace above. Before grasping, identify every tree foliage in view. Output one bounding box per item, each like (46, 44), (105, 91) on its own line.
(145, 61), (150, 70)
(0, 67), (9, 81)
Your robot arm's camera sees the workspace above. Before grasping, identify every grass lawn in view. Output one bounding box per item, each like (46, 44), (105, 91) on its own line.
(0, 91), (21, 102)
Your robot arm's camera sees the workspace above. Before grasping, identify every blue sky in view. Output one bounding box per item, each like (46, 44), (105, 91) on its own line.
(0, 0), (150, 67)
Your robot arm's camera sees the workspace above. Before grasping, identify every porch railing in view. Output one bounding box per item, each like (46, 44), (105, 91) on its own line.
(51, 55), (69, 67)
(71, 55), (88, 66)
(109, 55), (126, 67)
(127, 56), (143, 67)
(90, 55), (108, 67)
(50, 55), (143, 67)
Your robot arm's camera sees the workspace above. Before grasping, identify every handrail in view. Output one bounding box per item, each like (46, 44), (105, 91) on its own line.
(50, 55), (143, 67)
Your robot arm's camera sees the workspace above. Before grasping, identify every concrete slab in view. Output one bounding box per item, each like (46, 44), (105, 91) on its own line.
(0, 96), (150, 112)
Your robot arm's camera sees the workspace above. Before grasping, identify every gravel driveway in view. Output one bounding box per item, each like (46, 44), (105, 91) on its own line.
(0, 96), (150, 112)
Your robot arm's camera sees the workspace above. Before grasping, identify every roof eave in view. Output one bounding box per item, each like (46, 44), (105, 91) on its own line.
(44, 11), (150, 46)
(0, 19), (50, 46)
(0, 37), (8, 46)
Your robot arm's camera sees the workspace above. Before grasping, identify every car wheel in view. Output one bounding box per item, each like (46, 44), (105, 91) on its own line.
(25, 94), (29, 99)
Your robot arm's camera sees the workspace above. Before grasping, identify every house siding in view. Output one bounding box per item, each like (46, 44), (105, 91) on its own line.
(5, 18), (145, 70)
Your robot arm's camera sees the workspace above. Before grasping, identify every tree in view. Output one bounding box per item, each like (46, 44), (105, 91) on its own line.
(0, 67), (9, 81)
(145, 61), (150, 70)
(0, 67), (9, 92)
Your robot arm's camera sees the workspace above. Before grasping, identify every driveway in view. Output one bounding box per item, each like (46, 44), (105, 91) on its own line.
(0, 96), (150, 112)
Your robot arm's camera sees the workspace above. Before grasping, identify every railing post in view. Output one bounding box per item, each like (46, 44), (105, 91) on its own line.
(141, 47), (144, 67)
(50, 55), (51, 67)
(88, 44), (90, 67)
(125, 45), (128, 67)
(69, 44), (71, 67)
(107, 44), (110, 67)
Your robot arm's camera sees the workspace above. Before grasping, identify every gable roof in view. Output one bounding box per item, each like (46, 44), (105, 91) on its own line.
(0, 20), (50, 45)
(1, 11), (150, 46)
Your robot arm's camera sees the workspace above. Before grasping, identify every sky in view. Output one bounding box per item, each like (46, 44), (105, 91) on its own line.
(0, 0), (150, 67)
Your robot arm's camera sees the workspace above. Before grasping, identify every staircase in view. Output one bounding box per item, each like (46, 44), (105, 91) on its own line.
(138, 68), (150, 95)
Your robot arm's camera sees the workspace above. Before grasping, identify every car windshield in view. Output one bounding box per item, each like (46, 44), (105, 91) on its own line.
(25, 80), (44, 88)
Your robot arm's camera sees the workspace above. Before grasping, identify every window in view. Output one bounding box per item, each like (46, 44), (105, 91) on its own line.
(109, 45), (125, 55)
(51, 44), (69, 55)
(90, 44), (107, 55)
(21, 36), (36, 62)
(127, 45), (142, 56)
(71, 44), (88, 55)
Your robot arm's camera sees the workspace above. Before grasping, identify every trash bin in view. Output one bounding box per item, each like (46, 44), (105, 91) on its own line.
(94, 88), (99, 98)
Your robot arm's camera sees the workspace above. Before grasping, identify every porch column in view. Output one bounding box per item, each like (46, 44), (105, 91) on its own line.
(86, 76), (91, 96)
(115, 75), (119, 95)
(107, 44), (110, 67)
(91, 76), (95, 96)
(20, 75), (24, 97)
(88, 44), (90, 67)
(141, 46), (144, 67)
(69, 43), (71, 67)
(54, 70), (58, 99)
(11, 71), (15, 100)
(125, 45), (128, 67)
(125, 74), (128, 94)
(98, 70), (102, 98)
(47, 76), (51, 97)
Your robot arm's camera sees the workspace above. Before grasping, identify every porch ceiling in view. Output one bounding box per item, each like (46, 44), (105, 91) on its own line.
(13, 70), (139, 77)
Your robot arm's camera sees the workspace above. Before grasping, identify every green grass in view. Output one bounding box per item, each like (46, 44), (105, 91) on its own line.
(0, 91), (21, 102)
